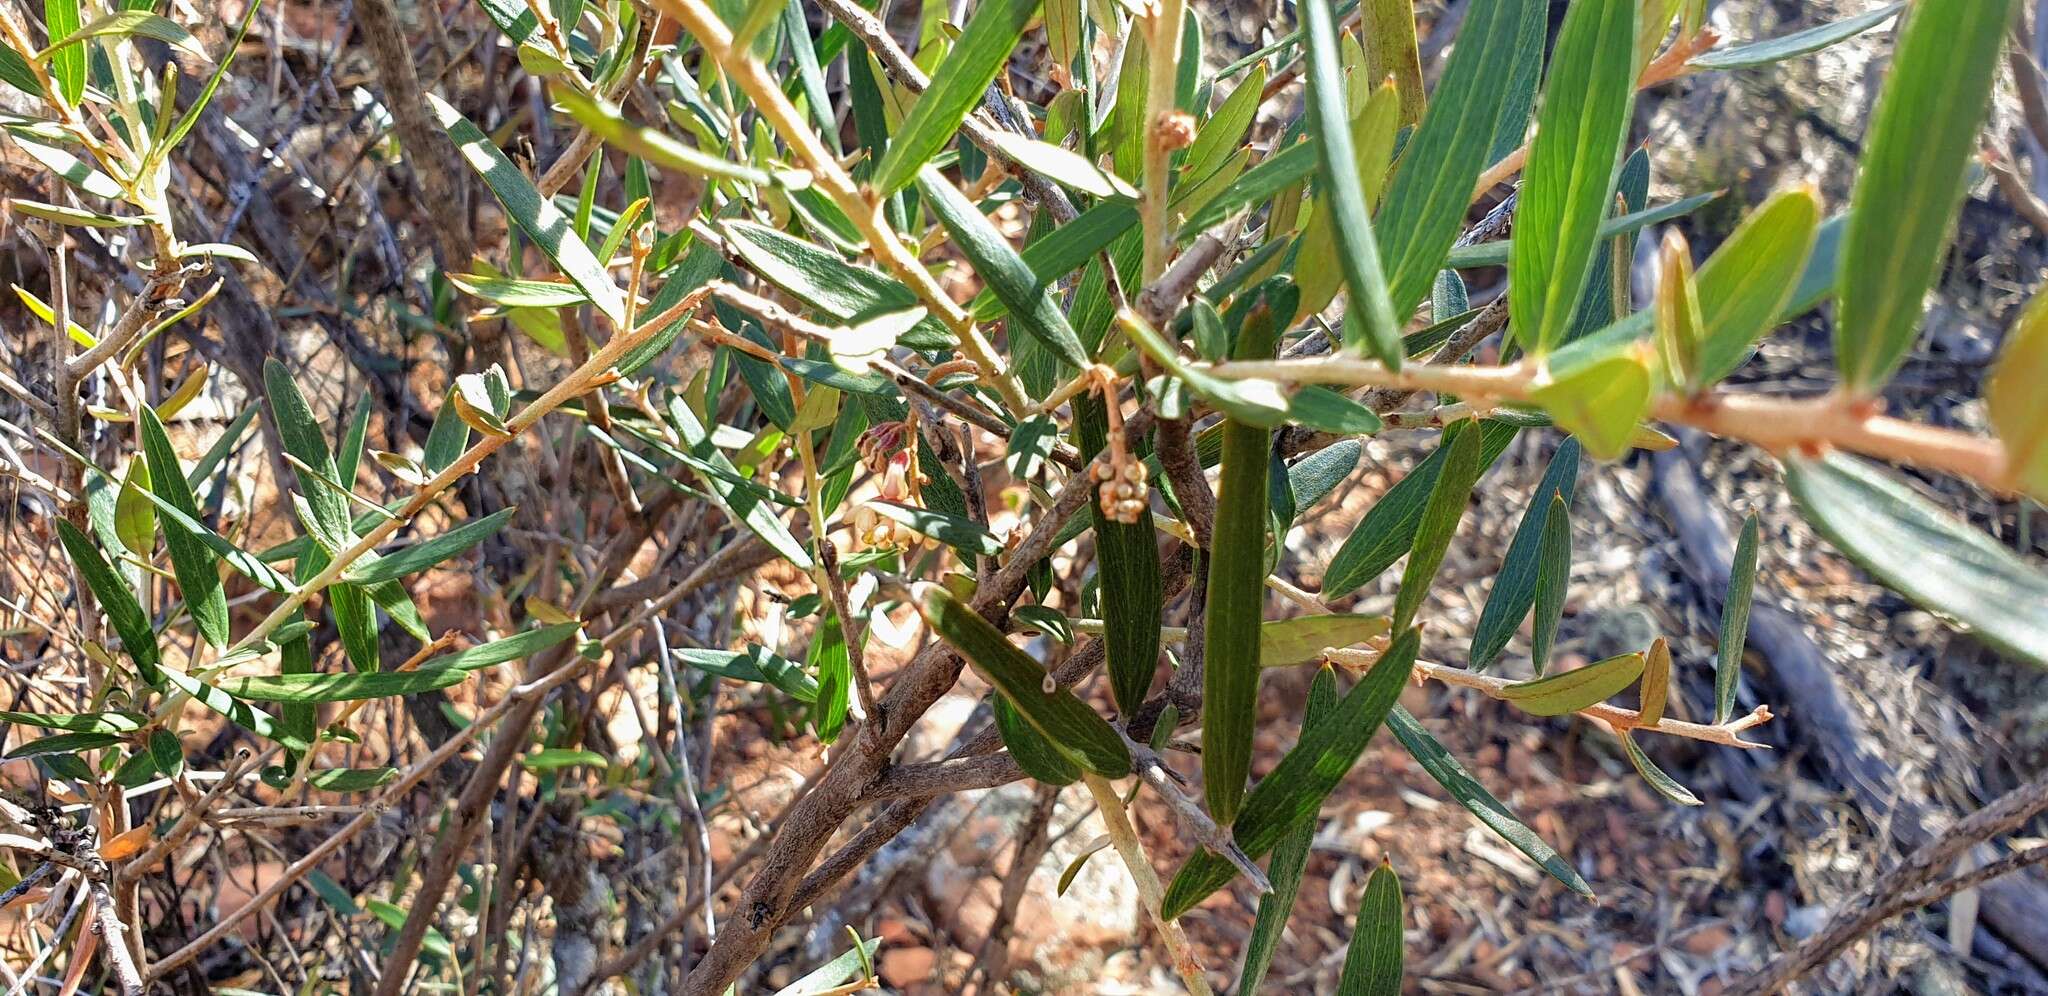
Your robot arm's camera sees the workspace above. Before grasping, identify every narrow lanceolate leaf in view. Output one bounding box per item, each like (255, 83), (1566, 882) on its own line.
(1204, 299), (1284, 824)
(1337, 862), (1404, 995)
(1639, 636), (1672, 726)
(428, 94), (625, 324)
(161, 669), (306, 752)
(1378, 0), (1542, 322)
(1260, 614), (1391, 668)
(1502, 650), (1645, 716)
(995, 696), (1080, 785)
(1691, 187), (1823, 386)
(1988, 294), (2048, 500)
(916, 168), (1087, 367)
(1448, 192), (1722, 270)
(1121, 311), (1291, 427)
(1391, 420), (1485, 631)
(675, 645), (820, 702)
(1715, 514), (1759, 723)
(810, 613), (850, 744)
(420, 623), (580, 671)
(7, 732), (121, 759)
(1654, 230), (1706, 391)
(264, 359), (350, 542)
(1178, 139), (1321, 237)
(1620, 732), (1702, 805)
(1303, 0), (1402, 367)
(1471, 438), (1581, 670)
(1530, 494), (1571, 673)
(916, 584), (1131, 777)
(870, 0), (1044, 194)
(869, 501), (1005, 559)
(1509, 0), (1637, 357)
(1363, 0), (1425, 125)
(1834, 0), (2018, 393)
(1386, 707), (1591, 894)
(1187, 64), (1268, 186)
(45, 0), (84, 106)
(1323, 419), (1520, 596)
(1074, 395), (1162, 717)
(552, 90), (792, 187)
(348, 507), (516, 583)
(220, 668), (473, 703)
(1689, 1), (1906, 71)
(57, 521), (161, 685)
(970, 201), (1140, 321)
(722, 222), (953, 351)
(0, 710), (145, 734)
(1162, 627), (1420, 919)
(38, 11), (208, 61)
(1239, 667), (1339, 995)
(139, 408), (229, 647)
(1787, 453), (2048, 668)
(665, 397), (813, 570)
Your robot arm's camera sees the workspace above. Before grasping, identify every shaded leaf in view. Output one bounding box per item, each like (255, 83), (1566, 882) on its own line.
(1337, 862), (1404, 995)
(347, 507), (515, 583)
(1392, 420), (1485, 630)
(1620, 732), (1701, 805)
(1323, 419), (1520, 596)
(995, 695), (1079, 785)
(916, 168), (1088, 367)
(1386, 706), (1591, 894)
(57, 521), (161, 685)
(1715, 514), (1759, 723)
(1471, 438), (1580, 670)
(1240, 666), (1340, 995)
(675, 644), (820, 702)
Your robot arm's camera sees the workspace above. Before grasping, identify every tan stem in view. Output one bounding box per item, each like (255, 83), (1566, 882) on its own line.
(1140, 0), (1189, 284)
(1079, 773), (1215, 996)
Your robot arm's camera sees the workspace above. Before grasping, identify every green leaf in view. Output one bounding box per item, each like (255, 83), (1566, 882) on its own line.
(916, 168), (1088, 367)
(1378, 0), (1545, 322)
(1337, 861), (1404, 995)
(1287, 387), (1384, 435)
(1074, 394), (1163, 718)
(7, 731), (121, 759)
(11, 133), (121, 198)
(553, 89), (794, 187)
(676, 644), (821, 702)
(1163, 627), (1419, 919)
(1989, 290), (2048, 501)
(1239, 666), (1339, 995)
(870, 0), (1044, 194)
(1391, 420), (1485, 631)
(1834, 0), (2018, 392)
(57, 520), (160, 685)
(0, 710), (145, 734)
(1508, 0), (1637, 357)
(663, 397), (813, 570)
(1619, 732), (1701, 805)
(7, 199), (142, 228)
(722, 222), (953, 351)
(38, 10), (207, 61)
(1177, 139), (1320, 238)
(987, 132), (1135, 199)
(868, 500), (1003, 558)
(1714, 514), (1759, 724)
(139, 408), (229, 647)
(810, 613), (850, 744)
(429, 94), (625, 324)
(1386, 706), (1591, 894)
(1303, 0), (1401, 366)
(1529, 492), (1572, 674)
(447, 273), (590, 309)
(1012, 605), (1072, 646)
(916, 584), (1130, 778)
(1529, 343), (1654, 461)
(44, 0), (83, 106)
(1284, 439), (1363, 524)
(114, 459), (154, 559)
(347, 507), (515, 583)
(1786, 452), (2048, 667)
(1205, 297), (1284, 823)
(1260, 614), (1391, 668)
(302, 767), (399, 792)
(1121, 311), (1291, 428)
(1690, 188), (1823, 385)
(1501, 650), (1644, 716)
(220, 667), (472, 703)
(263, 358), (352, 544)
(417, 623), (580, 672)
(994, 695), (1079, 785)
(1323, 419), (1520, 596)
(147, 728), (182, 779)
(1005, 415), (1059, 481)
(1470, 438), (1580, 670)
(365, 899), (453, 960)
(969, 201), (1140, 322)
(520, 748), (610, 772)
(1690, 1), (1906, 71)
(773, 937), (884, 996)
(161, 669), (307, 752)
(0, 42), (36, 96)
(1186, 63), (1268, 187)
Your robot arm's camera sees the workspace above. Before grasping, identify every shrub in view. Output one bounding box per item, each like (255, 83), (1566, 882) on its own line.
(1, 0), (2043, 991)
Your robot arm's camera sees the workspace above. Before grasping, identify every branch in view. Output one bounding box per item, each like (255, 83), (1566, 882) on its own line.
(1080, 773), (1214, 996)
(1322, 648), (1774, 749)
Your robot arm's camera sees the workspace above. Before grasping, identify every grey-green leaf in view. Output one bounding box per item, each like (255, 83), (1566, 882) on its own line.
(1323, 418), (1519, 596)
(1471, 438), (1580, 670)
(1392, 420), (1486, 630)
(57, 520), (161, 685)
(1239, 666), (1339, 995)
(916, 168), (1088, 367)
(1303, 0), (1402, 366)
(220, 668), (474, 703)
(1508, 0), (1637, 357)
(1785, 452), (2048, 668)
(870, 0), (1045, 194)
(1336, 861), (1404, 995)
(139, 407), (230, 647)
(1715, 514), (1760, 723)
(348, 507), (516, 583)
(1529, 492), (1572, 674)
(1619, 732), (1702, 805)
(1689, 2), (1906, 71)
(916, 584), (1130, 778)
(1832, 0), (2018, 392)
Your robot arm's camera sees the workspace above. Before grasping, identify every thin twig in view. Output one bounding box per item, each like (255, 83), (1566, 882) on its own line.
(1080, 773), (1214, 996)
